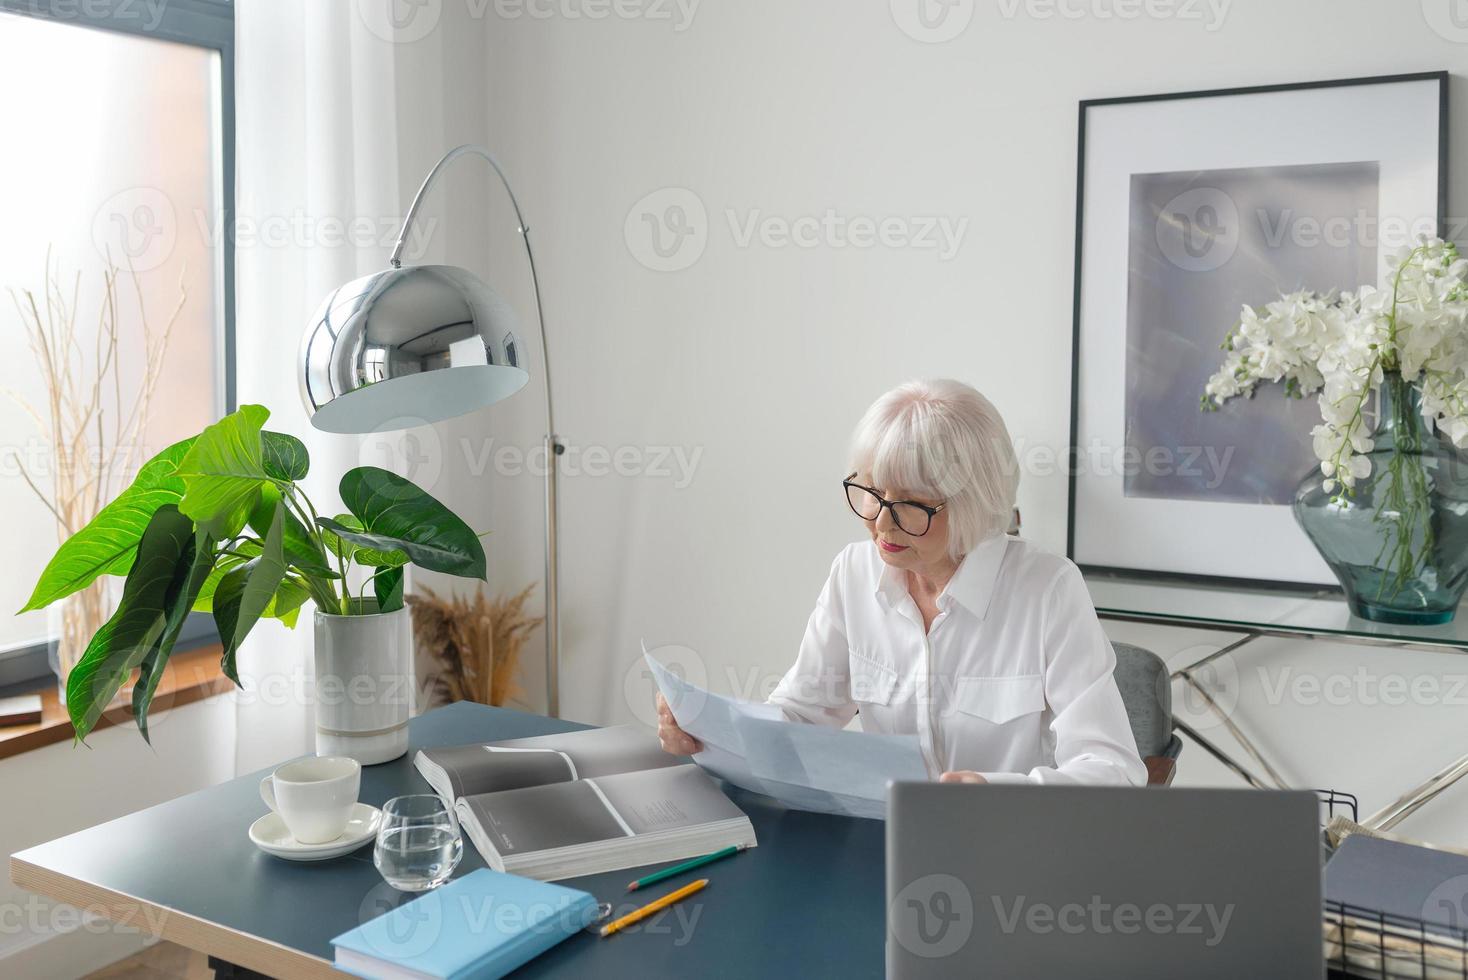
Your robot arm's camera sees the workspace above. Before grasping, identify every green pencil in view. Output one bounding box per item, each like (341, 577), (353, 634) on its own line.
(627, 845), (744, 892)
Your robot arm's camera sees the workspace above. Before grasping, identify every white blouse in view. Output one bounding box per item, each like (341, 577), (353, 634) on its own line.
(767, 533), (1146, 786)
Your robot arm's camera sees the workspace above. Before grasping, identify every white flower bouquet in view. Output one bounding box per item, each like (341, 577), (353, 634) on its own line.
(1202, 236), (1468, 496)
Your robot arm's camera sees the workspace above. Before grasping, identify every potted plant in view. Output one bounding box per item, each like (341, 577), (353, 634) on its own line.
(19, 404), (486, 762)
(1203, 236), (1468, 624)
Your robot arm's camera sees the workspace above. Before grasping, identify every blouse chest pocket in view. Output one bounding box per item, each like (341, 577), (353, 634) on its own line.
(848, 652), (900, 706)
(951, 674), (1045, 724)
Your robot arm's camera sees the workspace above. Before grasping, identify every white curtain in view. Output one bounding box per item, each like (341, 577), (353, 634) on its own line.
(232, 0), (498, 774)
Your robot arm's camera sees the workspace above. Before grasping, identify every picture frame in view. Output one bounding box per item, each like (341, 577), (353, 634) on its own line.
(1067, 71), (1448, 589)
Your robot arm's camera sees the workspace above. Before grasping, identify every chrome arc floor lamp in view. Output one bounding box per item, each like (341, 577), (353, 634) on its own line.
(298, 144), (564, 717)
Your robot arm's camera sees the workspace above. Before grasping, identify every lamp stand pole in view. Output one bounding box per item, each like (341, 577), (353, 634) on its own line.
(389, 145), (563, 718)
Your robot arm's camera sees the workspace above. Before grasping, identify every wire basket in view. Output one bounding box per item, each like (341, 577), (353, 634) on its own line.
(1325, 900), (1468, 979)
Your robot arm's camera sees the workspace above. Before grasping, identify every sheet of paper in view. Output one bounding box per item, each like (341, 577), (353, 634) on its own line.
(643, 648), (928, 819)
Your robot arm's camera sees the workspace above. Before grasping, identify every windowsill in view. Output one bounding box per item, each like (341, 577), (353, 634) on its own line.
(0, 644), (231, 761)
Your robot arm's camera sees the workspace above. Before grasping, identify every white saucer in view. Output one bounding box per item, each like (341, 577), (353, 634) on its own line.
(249, 803), (382, 861)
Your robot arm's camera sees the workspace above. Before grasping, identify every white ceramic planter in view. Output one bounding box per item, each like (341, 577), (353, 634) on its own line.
(312, 605), (412, 765)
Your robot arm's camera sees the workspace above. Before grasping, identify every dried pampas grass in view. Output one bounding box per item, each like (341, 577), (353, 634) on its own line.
(409, 584), (542, 708)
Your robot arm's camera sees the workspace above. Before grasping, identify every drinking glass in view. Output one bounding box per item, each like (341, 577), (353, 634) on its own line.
(374, 795), (463, 891)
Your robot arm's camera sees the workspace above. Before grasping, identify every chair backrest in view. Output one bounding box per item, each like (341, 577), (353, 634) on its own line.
(1110, 641), (1175, 760)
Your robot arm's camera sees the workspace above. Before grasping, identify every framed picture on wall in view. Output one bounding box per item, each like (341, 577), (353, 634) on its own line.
(1067, 71), (1447, 588)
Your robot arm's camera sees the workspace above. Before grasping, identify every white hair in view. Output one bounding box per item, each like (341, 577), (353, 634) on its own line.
(848, 379), (1020, 559)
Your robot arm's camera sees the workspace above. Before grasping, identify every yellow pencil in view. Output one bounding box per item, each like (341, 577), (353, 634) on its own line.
(598, 878), (709, 937)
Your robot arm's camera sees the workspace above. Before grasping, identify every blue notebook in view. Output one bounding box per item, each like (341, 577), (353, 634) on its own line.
(332, 869), (601, 980)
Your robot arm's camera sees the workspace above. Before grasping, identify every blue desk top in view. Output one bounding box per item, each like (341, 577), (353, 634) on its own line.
(13, 702), (885, 978)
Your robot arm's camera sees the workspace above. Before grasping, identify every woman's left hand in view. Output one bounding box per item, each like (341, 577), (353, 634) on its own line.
(938, 771), (988, 784)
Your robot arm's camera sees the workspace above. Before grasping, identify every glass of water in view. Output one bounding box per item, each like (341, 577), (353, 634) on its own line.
(374, 795), (463, 892)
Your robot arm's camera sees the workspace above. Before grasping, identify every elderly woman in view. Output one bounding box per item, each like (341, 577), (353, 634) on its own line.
(658, 379), (1145, 786)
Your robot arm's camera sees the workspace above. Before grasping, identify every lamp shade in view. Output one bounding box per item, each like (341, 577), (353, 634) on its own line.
(298, 264), (529, 434)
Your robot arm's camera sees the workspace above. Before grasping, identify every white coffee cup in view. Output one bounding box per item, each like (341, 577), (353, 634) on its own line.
(259, 756), (361, 844)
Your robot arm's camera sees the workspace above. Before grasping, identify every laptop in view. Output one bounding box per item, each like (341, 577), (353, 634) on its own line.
(887, 784), (1322, 980)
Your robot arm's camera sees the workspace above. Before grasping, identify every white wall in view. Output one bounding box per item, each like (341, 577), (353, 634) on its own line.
(448, 0), (1468, 722)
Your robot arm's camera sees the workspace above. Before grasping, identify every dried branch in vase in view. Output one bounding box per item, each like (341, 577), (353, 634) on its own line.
(408, 583), (542, 709)
(5, 251), (185, 690)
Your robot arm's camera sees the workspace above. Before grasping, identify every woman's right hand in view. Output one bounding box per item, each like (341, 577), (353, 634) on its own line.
(656, 692), (703, 755)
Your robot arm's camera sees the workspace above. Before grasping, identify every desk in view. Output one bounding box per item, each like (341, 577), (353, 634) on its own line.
(10, 702), (884, 978)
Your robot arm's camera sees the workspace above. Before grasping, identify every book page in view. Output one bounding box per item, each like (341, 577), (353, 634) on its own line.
(420, 725), (676, 799)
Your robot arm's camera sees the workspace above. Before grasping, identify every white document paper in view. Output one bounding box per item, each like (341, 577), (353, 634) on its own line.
(643, 649), (928, 819)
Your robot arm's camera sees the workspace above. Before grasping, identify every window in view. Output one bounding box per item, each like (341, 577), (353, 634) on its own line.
(0, 0), (234, 687)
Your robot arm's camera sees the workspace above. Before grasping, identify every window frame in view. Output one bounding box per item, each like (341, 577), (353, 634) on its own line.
(0, 0), (236, 690)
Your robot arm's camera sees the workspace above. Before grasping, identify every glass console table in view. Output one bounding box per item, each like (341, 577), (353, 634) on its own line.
(1083, 571), (1468, 831)
(1085, 573), (1468, 652)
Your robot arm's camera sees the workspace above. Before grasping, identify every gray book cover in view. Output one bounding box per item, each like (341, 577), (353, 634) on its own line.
(420, 724), (677, 800)
(1326, 835), (1468, 938)
(464, 764), (747, 857)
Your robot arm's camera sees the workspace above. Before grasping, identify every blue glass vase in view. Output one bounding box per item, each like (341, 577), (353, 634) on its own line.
(1292, 371), (1468, 625)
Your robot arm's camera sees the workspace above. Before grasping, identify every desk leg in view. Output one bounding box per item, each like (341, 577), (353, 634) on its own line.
(208, 955), (276, 980)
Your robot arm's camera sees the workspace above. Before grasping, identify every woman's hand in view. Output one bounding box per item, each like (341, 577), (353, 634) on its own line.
(656, 693), (703, 756)
(939, 771), (988, 784)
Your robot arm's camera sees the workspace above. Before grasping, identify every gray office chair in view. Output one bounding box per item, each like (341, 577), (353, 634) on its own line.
(1111, 641), (1184, 786)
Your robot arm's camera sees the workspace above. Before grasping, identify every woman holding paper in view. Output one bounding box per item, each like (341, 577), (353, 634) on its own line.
(657, 379), (1145, 787)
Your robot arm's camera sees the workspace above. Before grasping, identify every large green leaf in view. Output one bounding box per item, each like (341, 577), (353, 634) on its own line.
(261, 430), (309, 482)
(320, 514), (409, 568)
(65, 505), (207, 742)
(177, 405), (270, 538)
(247, 485), (332, 577)
(21, 437), (196, 612)
(330, 466), (486, 579)
(268, 576), (311, 627)
(192, 551), (251, 613)
(213, 501), (288, 683)
(373, 566), (405, 613)
(132, 527), (216, 743)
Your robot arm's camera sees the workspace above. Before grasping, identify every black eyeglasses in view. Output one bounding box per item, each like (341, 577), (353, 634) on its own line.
(842, 473), (945, 537)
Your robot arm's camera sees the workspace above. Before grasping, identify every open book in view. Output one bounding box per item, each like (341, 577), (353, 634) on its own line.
(414, 726), (756, 881)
